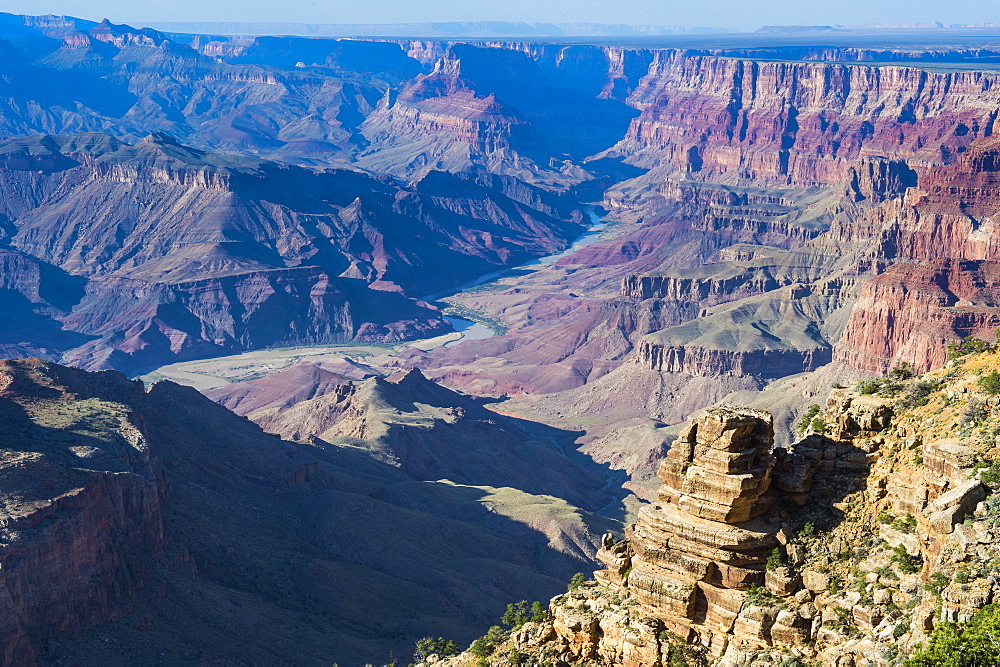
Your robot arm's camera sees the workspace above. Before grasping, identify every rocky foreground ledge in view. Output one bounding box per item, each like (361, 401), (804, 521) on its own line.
(435, 349), (1000, 665)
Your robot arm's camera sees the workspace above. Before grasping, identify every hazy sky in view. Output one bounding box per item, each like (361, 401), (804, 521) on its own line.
(4, 0), (1000, 31)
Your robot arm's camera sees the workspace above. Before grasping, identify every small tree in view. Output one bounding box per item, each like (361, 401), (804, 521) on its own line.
(889, 362), (914, 380)
(948, 335), (991, 360)
(906, 603), (1000, 665)
(856, 379), (883, 395)
(530, 600), (548, 622)
(414, 637), (460, 661)
(501, 601), (530, 629)
(766, 547), (784, 572)
(795, 404), (823, 435)
(568, 572), (587, 591)
(469, 626), (506, 658)
(890, 544), (923, 574)
(980, 371), (1000, 395)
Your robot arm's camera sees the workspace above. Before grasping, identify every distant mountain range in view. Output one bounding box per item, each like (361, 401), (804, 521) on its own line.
(758, 22), (1000, 34)
(142, 20), (731, 38)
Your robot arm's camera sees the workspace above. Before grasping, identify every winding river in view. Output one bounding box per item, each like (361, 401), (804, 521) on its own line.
(141, 206), (613, 388)
(437, 206), (609, 348)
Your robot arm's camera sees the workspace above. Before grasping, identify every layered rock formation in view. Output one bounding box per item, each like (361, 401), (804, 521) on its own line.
(634, 282), (841, 379)
(0, 360), (164, 665)
(625, 409), (778, 639)
(835, 259), (1000, 373)
(357, 42), (639, 187)
(454, 353), (1000, 664)
(608, 53), (1000, 193)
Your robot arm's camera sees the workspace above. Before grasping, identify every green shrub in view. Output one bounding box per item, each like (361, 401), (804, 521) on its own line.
(799, 521), (817, 538)
(856, 379), (883, 395)
(980, 464), (1000, 488)
(744, 584), (780, 606)
(796, 404), (823, 435)
(568, 572), (587, 591)
(889, 363), (914, 380)
(530, 600), (548, 622)
(890, 513), (917, 534)
(414, 637), (461, 661)
(906, 603), (1000, 665)
(961, 398), (989, 427)
(898, 380), (937, 408)
(469, 626), (507, 658)
(891, 545), (923, 574)
(980, 372), (1000, 395)
(948, 336), (991, 360)
(924, 571), (950, 597)
(659, 630), (707, 667)
(766, 547), (784, 572)
(501, 601), (530, 629)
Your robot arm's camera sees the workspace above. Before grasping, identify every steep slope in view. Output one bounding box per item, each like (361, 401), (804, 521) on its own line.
(0, 359), (616, 664)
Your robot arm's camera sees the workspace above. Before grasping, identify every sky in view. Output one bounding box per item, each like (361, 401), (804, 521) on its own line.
(3, 0), (1000, 32)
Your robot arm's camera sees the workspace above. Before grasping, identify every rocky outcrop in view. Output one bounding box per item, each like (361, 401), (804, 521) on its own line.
(478, 351), (1000, 665)
(622, 267), (783, 303)
(835, 259), (1000, 373)
(618, 409), (784, 654)
(611, 53), (1000, 188)
(455, 404), (878, 664)
(638, 339), (832, 379)
(0, 360), (165, 664)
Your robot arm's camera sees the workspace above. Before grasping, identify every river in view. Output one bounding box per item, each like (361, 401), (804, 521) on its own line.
(140, 206), (613, 387)
(436, 206), (609, 348)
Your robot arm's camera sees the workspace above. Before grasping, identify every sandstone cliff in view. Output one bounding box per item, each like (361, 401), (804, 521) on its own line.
(835, 260), (1000, 373)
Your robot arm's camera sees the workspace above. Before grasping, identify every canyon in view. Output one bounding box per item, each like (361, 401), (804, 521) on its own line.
(4, 8), (1000, 665)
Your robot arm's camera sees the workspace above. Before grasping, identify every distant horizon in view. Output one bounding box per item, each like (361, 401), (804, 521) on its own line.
(3, 0), (1000, 34)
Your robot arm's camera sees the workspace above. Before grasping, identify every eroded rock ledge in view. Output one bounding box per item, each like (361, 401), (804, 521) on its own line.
(446, 363), (1000, 665)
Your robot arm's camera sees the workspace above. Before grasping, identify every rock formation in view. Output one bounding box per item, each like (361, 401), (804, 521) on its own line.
(835, 259), (1000, 373)
(451, 348), (1000, 665)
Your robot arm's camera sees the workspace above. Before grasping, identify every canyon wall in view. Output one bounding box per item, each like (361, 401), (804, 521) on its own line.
(0, 361), (165, 664)
(0, 358), (619, 664)
(835, 260), (1000, 373)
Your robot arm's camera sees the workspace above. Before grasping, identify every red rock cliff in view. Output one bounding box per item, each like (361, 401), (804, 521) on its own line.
(835, 259), (1000, 373)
